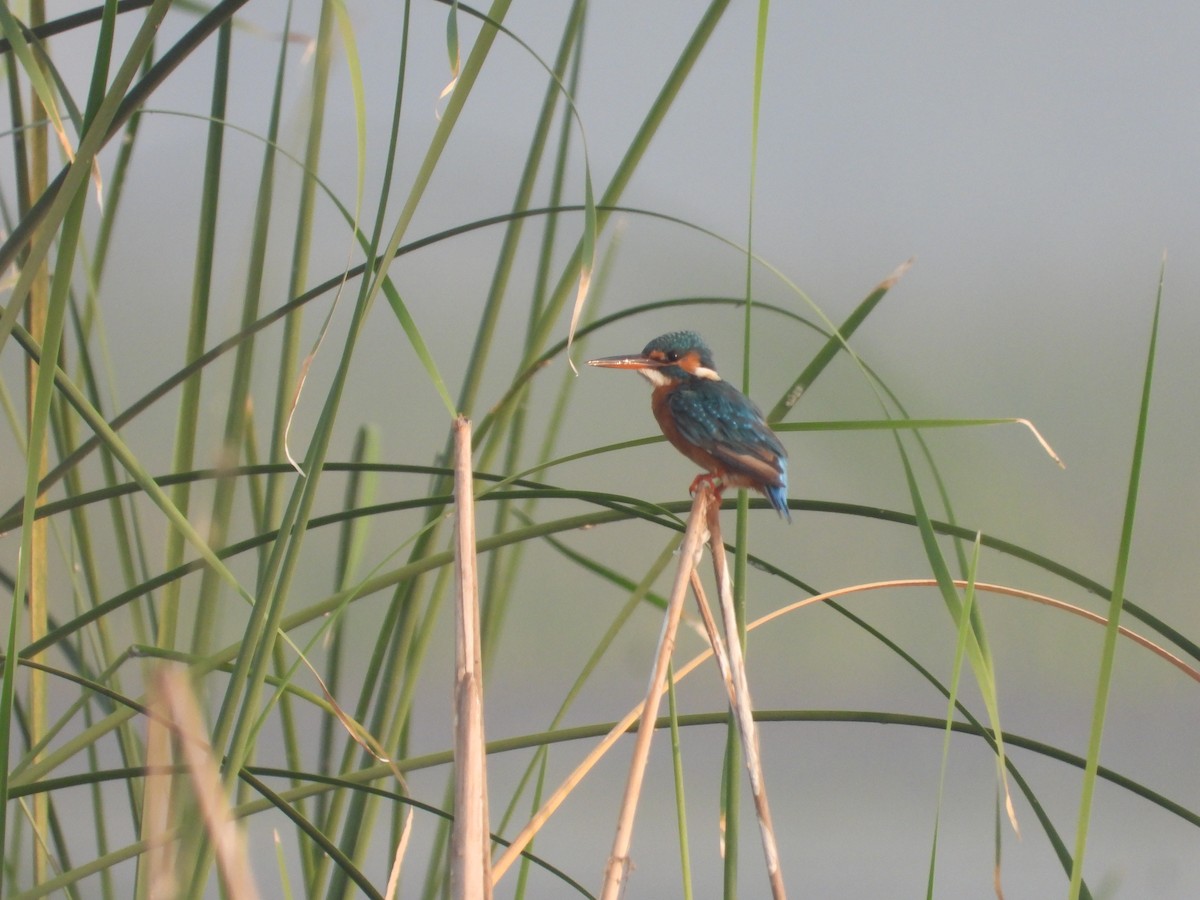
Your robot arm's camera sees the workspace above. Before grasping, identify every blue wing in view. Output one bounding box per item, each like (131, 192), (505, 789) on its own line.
(666, 381), (790, 521)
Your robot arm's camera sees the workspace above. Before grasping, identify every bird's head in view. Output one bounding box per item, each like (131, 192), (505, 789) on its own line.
(587, 331), (721, 387)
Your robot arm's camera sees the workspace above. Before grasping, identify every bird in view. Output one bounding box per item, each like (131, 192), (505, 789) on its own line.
(587, 330), (791, 522)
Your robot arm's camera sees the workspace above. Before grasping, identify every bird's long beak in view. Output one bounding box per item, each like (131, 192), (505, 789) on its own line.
(586, 353), (664, 370)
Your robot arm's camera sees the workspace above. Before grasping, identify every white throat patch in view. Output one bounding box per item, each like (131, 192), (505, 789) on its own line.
(637, 365), (721, 385)
(637, 368), (671, 387)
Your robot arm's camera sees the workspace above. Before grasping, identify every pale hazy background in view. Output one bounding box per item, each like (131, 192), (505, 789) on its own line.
(3, 2), (1199, 897)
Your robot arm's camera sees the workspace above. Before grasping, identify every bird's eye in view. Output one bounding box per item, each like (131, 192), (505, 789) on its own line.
(665, 350), (679, 362)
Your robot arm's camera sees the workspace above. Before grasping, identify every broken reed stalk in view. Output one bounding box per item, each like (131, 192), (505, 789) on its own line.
(599, 483), (715, 900)
(704, 501), (787, 899)
(149, 666), (262, 900)
(490, 676), (648, 885)
(451, 415), (493, 900)
(143, 677), (177, 900)
(493, 484), (787, 896)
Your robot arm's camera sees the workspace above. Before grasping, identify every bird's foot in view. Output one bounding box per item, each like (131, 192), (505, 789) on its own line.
(688, 473), (724, 499)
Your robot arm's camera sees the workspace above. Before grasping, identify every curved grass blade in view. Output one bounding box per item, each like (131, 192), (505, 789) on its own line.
(266, 0), (338, 527)
(423, 3), (602, 381)
(439, 0), (461, 106)
(0, 4), (74, 163)
(11, 458), (1198, 676)
(286, 8), (522, 894)
(7, 222), (846, 518)
(0, 0), (225, 309)
(896, 429), (1019, 836)
(527, 3), (734, 359)
(768, 259), (913, 422)
(926, 534), (982, 898)
(277, 0), (371, 473)
(454, 0), (589, 428)
(156, 20), (230, 658)
(0, 0), (154, 53)
(184, 39), (303, 888)
(1067, 259), (1164, 899)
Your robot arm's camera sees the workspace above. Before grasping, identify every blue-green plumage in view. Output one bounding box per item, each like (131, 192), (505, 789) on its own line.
(588, 331), (791, 522)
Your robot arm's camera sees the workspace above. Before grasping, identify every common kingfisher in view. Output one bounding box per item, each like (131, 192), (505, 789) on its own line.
(588, 331), (791, 522)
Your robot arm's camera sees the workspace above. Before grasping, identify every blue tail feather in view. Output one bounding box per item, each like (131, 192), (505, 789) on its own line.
(765, 458), (791, 522)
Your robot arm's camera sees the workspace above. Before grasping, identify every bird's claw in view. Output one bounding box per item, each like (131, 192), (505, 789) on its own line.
(688, 473), (724, 499)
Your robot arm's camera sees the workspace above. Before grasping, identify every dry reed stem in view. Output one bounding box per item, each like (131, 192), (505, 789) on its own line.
(142, 682), (176, 900)
(749, 578), (1200, 683)
(493, 568), (1195, 891)
(704, 504), (786, 899)
(490, 683), (646, 883)
(598, 484), (714, 900)
(451, 415), (493, 900)
(383, 820), (414, 900)
(151, 666), (261, 900)
(688, 570), (730, 693)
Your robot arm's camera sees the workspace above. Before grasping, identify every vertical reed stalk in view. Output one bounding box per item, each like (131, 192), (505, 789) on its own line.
(451, 416), (491, 899)
(704, 503), (786, 899)
(152, 667), (262, 900)
(599, 484), (713, 900)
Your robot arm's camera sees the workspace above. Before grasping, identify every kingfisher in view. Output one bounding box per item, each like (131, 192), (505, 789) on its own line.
(588, 331), (791, 522)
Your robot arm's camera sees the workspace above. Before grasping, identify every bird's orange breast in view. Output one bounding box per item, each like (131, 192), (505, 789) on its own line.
(651, 384), (727, 476)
